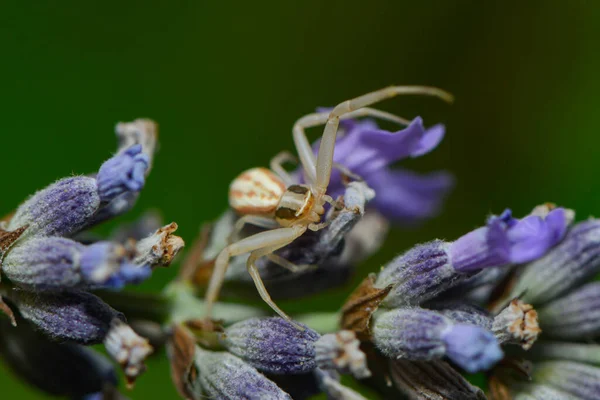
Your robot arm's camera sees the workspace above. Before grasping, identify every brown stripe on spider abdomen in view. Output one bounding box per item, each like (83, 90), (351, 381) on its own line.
(229, 167), (287, 214)
(275, 185), (314, 224)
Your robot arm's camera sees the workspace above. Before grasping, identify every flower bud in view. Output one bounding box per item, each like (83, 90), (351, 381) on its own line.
(510, 219), (600, 304)
(11, 290), (124, 344)
(220, 317), (319, 374)
(0, 315), (118, 398)
(190, 347), (292, 399)
(436, 302), (493, 329)
(530, 361), (600, 399)
(537, 282), (600, 340)
(372, 308), (503, 373)
(3, 237), (151, 291)
(96, 145), (149, 203)
(8, 176), (100, 238)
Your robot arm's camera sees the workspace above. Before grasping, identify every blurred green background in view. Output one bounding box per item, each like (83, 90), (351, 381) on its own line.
(1, 1), (599, 398)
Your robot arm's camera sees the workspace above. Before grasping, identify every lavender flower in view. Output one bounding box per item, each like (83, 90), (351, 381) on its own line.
(96, 144), (149, 203)
(3, 237), (151, 291)
(510, 218), (600, 304)
(536, 281), (600, 339)
(10, 290), (124, 344)
(449, 207), (568, 271)
(309, 116), (453, 223)
(376, 207), (569, 307)
(0, 315), (118, 398)
(220, 317), (320, 374)
(372, 308), (503, 373)
(189, 347), (292, 400)
(7, 145), (149, 239)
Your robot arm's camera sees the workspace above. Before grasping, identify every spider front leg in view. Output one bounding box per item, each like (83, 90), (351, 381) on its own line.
(228, 215), (279, 243)
(316, 86), (454, 191)
(293, 107), (411, 186)
(204, 224), (307, 319)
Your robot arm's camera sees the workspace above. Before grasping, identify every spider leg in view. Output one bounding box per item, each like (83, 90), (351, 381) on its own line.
(293, 107), (410, 186)
(204, 225), (307, 318)
(315, 86), (454, 192)
(270, 151), (297, 186)
(228, 215), (279, 244)
(266, 253), (315, 274)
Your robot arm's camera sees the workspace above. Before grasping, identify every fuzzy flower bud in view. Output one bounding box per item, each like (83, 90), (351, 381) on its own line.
(134, 222), (184, 268)
(315, 331), (371, 379)
(530, 361), (600, 400)
(8, 176), (100, 238)
(0, 316), (118, 398)
(436, 302), (493, 330)
(220, 317), (320, 374)
(11, 290), (124, 344)
(510, 219), (600, 304)
(493, 299), (540, 349)
(103, 319), (153, 387)
(537, 282), (600, 340)
(190, 347), (292, 400)
(375, 240), (460, 307)
(373, 308), (503, 373)
(3, 237), (151, 291)
(96, 144), (149, 203)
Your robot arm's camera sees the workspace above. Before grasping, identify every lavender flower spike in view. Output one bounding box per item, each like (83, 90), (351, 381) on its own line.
(372, 308), (503, 373)
(96, 144), (149, 203)
(190, 347), (292, 400)
(3, 237), (151, 291)
(450, 207), (569, 272)
(220, 317), (320, 374)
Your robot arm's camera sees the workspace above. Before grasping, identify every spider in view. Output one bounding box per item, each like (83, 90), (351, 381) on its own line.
(204, 86), (454, 321)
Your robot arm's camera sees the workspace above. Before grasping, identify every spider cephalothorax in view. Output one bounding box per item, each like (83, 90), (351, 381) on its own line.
(205, 86), (454, 322)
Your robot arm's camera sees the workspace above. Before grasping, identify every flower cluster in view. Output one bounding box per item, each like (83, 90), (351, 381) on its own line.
(2, 104), (598, 400)
(0, 119), (184, 396)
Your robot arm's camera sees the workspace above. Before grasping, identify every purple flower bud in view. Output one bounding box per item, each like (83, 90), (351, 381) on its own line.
(220, 317), (320, 374)
(435, 302), (493, 330)
(191, 347), (292, 400)
(510, 383), (577, 400)
(0, 315), (118, 398)
(537, 282), (600, 340)
(375, 240), (460, 307)
(3, 237), (151, 291)
(8, 176), (101, 238)
(531, 361), (600, 400)
(510, 219), (600, 304)
(441, 324), (503, 373)
(450, 208), (568, 272)
(11, 290), (124, 344)
(373, 308), (503, 373)
(96, 145), (149, 203)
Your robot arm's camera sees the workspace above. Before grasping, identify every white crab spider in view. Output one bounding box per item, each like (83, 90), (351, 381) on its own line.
(204, 86), (454, 321)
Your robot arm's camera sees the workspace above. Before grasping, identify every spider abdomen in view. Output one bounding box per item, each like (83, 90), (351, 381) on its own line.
(229, 167), (286, 214)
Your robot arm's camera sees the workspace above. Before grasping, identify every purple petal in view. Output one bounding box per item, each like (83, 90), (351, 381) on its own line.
(410, 124), (446, 157)
(507, 208), (568, 264)
(368, 168), (454, 223)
